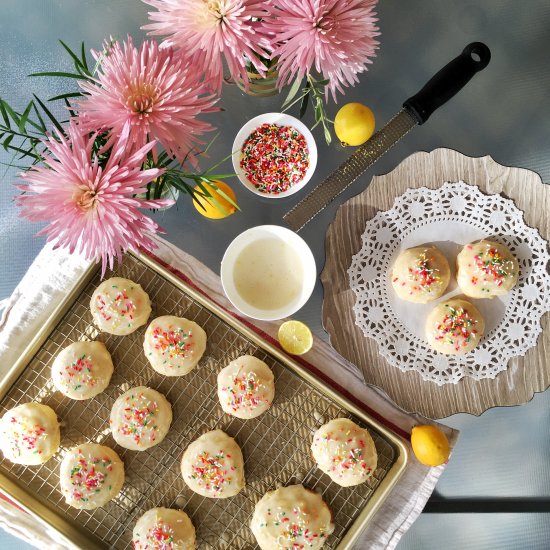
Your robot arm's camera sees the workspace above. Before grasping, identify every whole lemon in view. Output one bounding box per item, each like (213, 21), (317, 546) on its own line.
(410, 425), (450, 467)
(192, 180), (237, 219)
(334, 102), (375, 146)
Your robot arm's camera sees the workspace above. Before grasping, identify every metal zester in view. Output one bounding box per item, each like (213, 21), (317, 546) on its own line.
(283, 42), (491, 231)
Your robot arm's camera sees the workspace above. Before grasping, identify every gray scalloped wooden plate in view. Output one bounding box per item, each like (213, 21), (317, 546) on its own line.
(321, 148), (550, 419)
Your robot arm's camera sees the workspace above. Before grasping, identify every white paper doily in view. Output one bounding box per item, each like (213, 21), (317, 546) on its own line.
(348, 181), (550, 385)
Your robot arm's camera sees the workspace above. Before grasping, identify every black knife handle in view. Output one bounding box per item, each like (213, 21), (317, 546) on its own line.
(403, 42), (491, 125)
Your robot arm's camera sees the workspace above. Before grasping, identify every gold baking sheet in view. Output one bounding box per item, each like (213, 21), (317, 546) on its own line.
(0, 252), (408, 549)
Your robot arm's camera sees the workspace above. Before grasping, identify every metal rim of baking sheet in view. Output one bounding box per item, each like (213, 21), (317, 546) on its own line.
(0, 251), (409, 549)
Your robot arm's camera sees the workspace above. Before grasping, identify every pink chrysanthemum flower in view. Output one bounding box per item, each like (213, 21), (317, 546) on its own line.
(142, 0), (271, 92)
(16, 121), (172, 275)
(263, 0), (380, 99)
(77, 37), (217, 165)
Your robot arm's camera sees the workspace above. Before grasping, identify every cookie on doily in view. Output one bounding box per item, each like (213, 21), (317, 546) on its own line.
(456, 240), (519, 298)
(390, 245), (450, 303)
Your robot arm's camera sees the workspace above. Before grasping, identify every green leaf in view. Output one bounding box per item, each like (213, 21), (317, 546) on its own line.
(299, 91), (310, 119)
(80, 42), (89, 71)
(29, 71), (85, 80)
(165, 175), (201, 204)
(11, 144), (41, 161)
(32, 103), (47, 133)
(0, 127), (35, 140)
(59, 40), (86, 72)
(2, 134), (13, 152)
(1, 100), (21, 127)
(64, 98), (77, 118)
(32, 94), (65, 135)
(201, 132), (219, 156)
(48, 92), (82, 103)
(199, 173), (237, 179)
(18, 101), (33, 132)
(323, 124), (332, 145)
(209, 183), (240, 211)
(282, 77), (303, 108)
(0, 101), (11, 128)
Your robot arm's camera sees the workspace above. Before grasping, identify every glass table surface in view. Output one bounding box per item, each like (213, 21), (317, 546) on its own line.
(1, 1), (550, 548)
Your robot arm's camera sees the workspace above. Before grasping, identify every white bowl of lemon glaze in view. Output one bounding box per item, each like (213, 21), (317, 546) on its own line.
(221, 225), (317, 321)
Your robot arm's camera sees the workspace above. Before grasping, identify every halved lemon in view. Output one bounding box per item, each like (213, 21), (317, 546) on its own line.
(277, 320), (313, 355)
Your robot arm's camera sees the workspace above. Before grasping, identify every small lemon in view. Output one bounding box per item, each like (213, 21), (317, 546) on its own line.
(334, 102), (376, 146)
(411, 425), (450, 467)
(278, 320), (313, 355)
(193, 180), (237, 219)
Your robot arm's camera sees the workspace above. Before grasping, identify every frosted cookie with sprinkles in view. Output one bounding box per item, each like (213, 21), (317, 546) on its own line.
(426, 298), (485, 354)
(133, 507), (196, 550)
(457, 240), (519, 298)
(250, 484), (334, 550)
(311, 418), (378, 487)
(59, 443), (124, 509)
(51, 341), (114, 400)
(110, 387), (172, 451)
(90, 277), (151, 336)
(390, 245), (451, 303)
(0, 403), (60, 465)
(143, 316), (207, 376)
(181, 430), (245, 499)
(217, 355), (275, 419)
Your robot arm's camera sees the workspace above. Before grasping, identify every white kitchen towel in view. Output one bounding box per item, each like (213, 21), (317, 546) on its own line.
(0, 237), (456, 549)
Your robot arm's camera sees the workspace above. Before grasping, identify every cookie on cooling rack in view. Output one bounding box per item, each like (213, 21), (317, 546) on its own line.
(217, 355), (275, 419)
(0, 402), (60, 465)
(390, 245), (451, 303)
(143, 316), (207, 376)
(110, 386), (172, 451)
(456, 240), (519, 298)
(250, 484), (335, 550)
(311, 418), (378, 487)
(181, 430), (245, 499)
(90, 277), (151, 336)
(425, 298), (485, 354)
(133, 507), (196, 549)
(51, 341), (114, 400)
(59, 443), (124, 509)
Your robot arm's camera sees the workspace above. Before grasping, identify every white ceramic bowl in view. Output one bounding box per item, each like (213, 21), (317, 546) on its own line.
(221, 225), (317, 321)
(231, 113), (317, 198)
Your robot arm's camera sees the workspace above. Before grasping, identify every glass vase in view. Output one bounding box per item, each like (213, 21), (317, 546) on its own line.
(236, 58), (279, 97)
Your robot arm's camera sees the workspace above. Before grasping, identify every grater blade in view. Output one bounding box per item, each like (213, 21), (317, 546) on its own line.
(283, 109), (417, 231)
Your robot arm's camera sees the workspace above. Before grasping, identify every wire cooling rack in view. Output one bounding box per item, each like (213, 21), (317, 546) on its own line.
(0, 253), (401, 549)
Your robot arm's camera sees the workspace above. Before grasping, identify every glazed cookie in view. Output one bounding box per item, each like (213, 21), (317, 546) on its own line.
(425, 298), (485, 354)
(90, 277), (151, 336)
(133, 507), (196, 550)
(51, 341), (114, 400)
(456, 240), (519, 298)
(59, 443), (124, 509)
(390, 245), (451, 303)
(181, 430), (245, 498)
(250, 484), (335, 550)
(0, 403), (60, 465)
(110, 387), (172, 451)
(217, 355), (275, 419)
(143, 316), (207, 376)
(311, 418), (377, 487)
